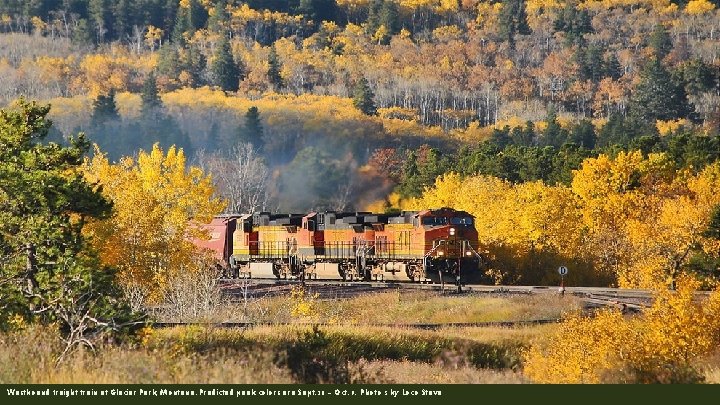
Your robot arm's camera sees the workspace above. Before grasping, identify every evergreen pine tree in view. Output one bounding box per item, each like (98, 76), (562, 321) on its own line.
(297, 0), (338, 30)
(648, 24), (673, 60)
(541, 110), (570, 148)
(0, 100), (139, 339)
(171, 1), (191, 44)
(352, 77), (377, 116)
(596, 113), (655, 148)
(182, 0), (209, 36)
(510, 121), (535, 146)
(242, 106), (264, 151)
(366, 0), (383, 33)
(418, 147), (444, 187)
(379, 0), (400, 35)
(686, 204), (720, 282)
(553, 1), (592, 44)
(91, 90), (120, 125)
(490, 127), (512, 148)
(157, 44), (180, 78)
(112, 0), (133, 40)
(181, 43), (207, 86)
(570, 119), (596, 149)
(206, 121), (220, 150)
(681, 58), (717, 96)
(604, 52), (623, 80)
(88, 0), (113, 42)
(498, 0), (531, 47)
(211, 35), (240, 92)
(398, 151), (423, 198)
(207, 0), (229, 33)
(141, 72), (162, 111)
(71, 18), (94, 46)
(582, 45), (604, 83)
(267, 46), (284, 91)
(630, 57), (689, 123)
(299, 0), (319, 27)
(162, 0), (178, 33)
(704, 205), (720, 240)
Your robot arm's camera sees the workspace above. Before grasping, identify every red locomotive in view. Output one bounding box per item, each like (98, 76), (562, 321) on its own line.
(196, 208), (482, 283)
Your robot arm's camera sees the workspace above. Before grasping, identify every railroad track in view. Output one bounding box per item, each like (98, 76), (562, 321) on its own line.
(219, 278), (710, 312)
(148, 281), (712, 330)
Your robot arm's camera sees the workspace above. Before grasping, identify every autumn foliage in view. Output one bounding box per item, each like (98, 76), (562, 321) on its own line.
(409, 151), (720, 288)
(524, 276), (720, 383)
(83, 144), (225, 303)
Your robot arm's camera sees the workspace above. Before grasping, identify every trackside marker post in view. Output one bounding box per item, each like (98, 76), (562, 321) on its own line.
(558, 266), (568, 296)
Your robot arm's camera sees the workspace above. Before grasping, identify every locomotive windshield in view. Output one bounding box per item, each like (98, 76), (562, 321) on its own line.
(450, 217), (473, 225)
(422, 216), (448, 226)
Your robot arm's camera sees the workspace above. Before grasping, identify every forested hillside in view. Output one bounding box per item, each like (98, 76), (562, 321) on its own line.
(0, 0), (719, 211)
(5, 3), (720, 380)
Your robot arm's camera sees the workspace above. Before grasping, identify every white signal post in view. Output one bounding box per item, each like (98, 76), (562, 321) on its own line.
(558, 266), (568, 296)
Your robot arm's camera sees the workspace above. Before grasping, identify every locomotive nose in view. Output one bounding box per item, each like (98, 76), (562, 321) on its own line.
(447, 226), (464, 238)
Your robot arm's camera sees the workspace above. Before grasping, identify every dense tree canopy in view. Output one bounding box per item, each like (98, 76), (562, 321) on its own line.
(1, 0), (720, 288)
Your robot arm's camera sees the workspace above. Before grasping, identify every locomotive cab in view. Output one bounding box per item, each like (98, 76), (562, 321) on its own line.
(416, 208), (481, 284)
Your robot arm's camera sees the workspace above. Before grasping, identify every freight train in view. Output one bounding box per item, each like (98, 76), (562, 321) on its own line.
(195, 207), (483, 284)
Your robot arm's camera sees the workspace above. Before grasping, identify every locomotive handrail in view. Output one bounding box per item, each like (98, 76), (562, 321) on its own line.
(355, 240), (374, 257)
(463, 240), (483, 259)
(236, 239), (479, 261)
(424, 240), (446, 259)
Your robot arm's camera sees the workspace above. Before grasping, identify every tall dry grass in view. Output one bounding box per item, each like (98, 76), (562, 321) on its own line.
(206, 290), (581, 325)
(1, 324), (534, 383)
(2, 291), (574, 384)
(147, 324), (527, 371)
(0, 326), (291, 384)
(349, 360), (528, 384)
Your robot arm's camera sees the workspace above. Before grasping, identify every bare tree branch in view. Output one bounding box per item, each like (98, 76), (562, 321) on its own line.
(196, 143), (271, 214)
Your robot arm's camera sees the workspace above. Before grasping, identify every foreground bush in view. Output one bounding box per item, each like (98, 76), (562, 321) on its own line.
(523, 276), (720, 383)
(145, 324), (524, 383)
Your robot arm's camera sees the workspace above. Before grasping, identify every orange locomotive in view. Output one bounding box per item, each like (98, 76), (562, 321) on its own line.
(199, 208), (482, 283)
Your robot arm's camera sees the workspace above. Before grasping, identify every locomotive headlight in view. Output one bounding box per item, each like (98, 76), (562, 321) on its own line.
(449, 227), (456, 236)
(466, 251), (473, 257)
(438, 250), (445, 256)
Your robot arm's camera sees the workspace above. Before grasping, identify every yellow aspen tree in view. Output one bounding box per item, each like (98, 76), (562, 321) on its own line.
(145, 26), (164, 51)
(523, 309), (633, 383)
(685, 0), (715, 15)
(571, 152), (677, 286)
(525, 276), (720, 383)
(83, 144), (225, 303)
(413, 174), (587, 284)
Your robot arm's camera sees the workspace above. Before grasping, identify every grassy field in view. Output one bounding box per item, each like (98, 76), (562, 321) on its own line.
(207, 289), (582, 325)
(5, 289), (720, 383)
(0, 291), (579, 384)
(5, 287), (720, 383)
